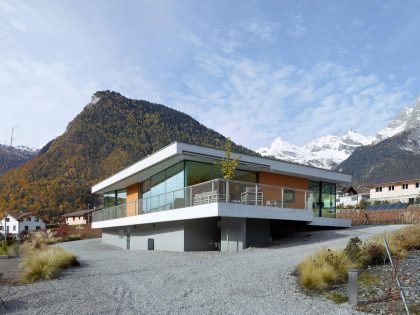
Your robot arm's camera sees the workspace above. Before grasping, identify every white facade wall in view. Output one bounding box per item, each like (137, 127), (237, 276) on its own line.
(0, 215), (46, 235)
(370, 180), (420, 202)
(0, 216), (19, 235)
(18, 216), (46, 233)
(336, 194), (368, 206)
(65, 216), (87, 225)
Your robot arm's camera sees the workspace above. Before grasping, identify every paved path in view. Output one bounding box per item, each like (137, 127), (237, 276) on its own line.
(1, 225), (404, 315)
(0, 258), (22, 284)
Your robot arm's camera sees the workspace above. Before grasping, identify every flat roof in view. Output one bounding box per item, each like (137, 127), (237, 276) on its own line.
(92, 142), (352, 194)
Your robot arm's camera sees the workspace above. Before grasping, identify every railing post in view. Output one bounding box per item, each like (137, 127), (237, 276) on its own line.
(281, 188), (284, 208)
(255, 183), (258, 206)
(190, 187), (192, 207)
(226, 180), (230, 203)
(304, 191), (307, 210)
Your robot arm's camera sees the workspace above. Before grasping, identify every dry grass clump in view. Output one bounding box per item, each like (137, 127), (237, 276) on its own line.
(298, 224), (420, 290)
(298, 249), (356, 289)
(19, 244), (79, 283)
(0, 242), (8, 255)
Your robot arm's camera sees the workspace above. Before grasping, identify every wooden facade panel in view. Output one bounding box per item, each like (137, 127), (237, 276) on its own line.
(258, 172), (308, 209)
(127, 183), (139, 216)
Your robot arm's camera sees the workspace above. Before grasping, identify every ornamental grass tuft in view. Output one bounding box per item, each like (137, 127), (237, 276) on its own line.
(298, 224), (420, 290)
(20, 246), (79, 283)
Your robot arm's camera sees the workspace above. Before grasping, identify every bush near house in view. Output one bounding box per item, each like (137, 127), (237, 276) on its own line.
(19, 232), (79, 283)
(20, 247), (79, 283)
(297, 224), (420, 290)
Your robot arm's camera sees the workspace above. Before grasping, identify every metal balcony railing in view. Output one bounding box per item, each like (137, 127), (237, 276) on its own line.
(92, 178), (313, 222)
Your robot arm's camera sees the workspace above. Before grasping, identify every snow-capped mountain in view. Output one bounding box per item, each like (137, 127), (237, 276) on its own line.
(257, 130), (375, 169)
(257, 96), (420, 169)
(376, 96), (420, 141)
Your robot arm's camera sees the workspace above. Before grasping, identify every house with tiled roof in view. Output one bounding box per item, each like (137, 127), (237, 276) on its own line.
(0, 212), (46, 236)
(61, 208), (99, 225)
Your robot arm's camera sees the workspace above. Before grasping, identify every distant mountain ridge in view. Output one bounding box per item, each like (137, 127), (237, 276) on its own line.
(0, 144), (37, 174)
(0, 91), (255, 215)
(257, 97), (420, 169)
(336, 127), (420, 184)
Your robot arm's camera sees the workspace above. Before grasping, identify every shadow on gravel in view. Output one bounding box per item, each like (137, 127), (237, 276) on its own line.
(256, 226), (384, 250)
(1, 297), (28, 313)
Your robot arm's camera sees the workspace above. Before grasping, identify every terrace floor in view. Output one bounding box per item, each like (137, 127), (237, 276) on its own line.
(1, 225), (404, 315)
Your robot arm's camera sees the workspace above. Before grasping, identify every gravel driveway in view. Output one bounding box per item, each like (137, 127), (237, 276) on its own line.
(1, 225), (404, 315)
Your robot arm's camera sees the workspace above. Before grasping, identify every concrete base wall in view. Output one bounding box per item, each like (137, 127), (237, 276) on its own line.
(220, 217), (246, 252)
(102, 218), (220, 252)
(184, 218), (219, 251)
(246, 218), (271, 247)
(130, 221), (185, 251)
(102, 227), (129, 249)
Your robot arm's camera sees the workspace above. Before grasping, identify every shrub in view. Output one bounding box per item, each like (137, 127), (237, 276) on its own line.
(0, 242), (8, 255)
(298, 249), (356, 289)
(344, 237), (362, 262)
(20, 247), (79, 283)
(298, 224), (420, 290)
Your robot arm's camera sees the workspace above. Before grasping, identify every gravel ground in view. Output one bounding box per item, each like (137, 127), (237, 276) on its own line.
(1, 225), (404, 315)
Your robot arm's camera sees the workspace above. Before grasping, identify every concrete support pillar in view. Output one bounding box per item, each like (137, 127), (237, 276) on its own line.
(220, 217), (246, 252)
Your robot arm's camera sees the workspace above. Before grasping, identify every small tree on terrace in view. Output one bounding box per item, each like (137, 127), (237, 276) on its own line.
(216, 138), (240, 180)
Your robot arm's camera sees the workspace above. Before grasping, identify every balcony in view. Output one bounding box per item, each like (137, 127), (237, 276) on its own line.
(92, 179), (313, 223)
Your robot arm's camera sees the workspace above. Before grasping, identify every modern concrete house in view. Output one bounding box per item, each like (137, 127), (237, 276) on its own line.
(369, 174), (420, 204)
(0, 212), (46, 236)
(91, 142), (351, 252)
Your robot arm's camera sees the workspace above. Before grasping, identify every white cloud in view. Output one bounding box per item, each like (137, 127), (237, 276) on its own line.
(165, 54), (411, 149)
(0, 52), (98, 147)
(0, 1), (15, 12)
(181, 31), (205, 48)
(287, 14), (307, 38)
(10, 19), (28, 32)
(246, 18), (277, 41)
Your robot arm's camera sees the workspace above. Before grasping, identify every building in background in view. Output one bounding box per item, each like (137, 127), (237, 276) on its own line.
(61, 209), (99, 225)
(91, 142), (351, 252)
(336, 187), (370, 207)
(0, 212), (46, 236)
(369, 174), (420, 204)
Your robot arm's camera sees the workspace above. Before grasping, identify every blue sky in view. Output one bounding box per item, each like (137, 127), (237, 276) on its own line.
(0, 0), (419, 149)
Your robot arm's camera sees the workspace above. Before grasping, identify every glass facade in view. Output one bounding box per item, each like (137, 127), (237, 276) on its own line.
(141, 162), (185, 212)
(103, 190), (127, 208)
(309, 181), (336, 218)
(185, 161), (257, 186)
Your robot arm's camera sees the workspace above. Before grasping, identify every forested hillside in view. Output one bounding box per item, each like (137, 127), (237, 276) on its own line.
(0, 91), (254, 216)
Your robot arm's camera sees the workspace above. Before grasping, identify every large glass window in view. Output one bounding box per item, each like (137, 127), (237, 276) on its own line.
(322, 182), (336, 218)
(141, 162), (185, 212)
(103, 190), (127, 208)
(309, 181), (336, 218)
(185, 161), (256, 186)
(116, 190), (127, 205)
(104, 191), (117, 208)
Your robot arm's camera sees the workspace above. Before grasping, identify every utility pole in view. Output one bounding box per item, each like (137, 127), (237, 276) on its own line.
(10, 126), (18, 147)
(0, 126), (19, 176)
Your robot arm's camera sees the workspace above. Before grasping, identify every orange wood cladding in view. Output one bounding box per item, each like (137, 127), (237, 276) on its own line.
(258, 172), (309, 208)
(127, 183), (139, 216)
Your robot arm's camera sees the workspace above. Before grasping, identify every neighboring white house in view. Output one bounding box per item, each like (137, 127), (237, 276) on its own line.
(0, 212), (46, 235)
(369, 174), (420, 203)
(61, 209), (98, 225)
(336, 187), (370, 207)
